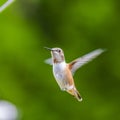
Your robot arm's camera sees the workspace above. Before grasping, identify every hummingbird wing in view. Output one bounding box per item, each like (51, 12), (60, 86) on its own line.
(44, 58), (53, 65)
(69, 49), (105, 75)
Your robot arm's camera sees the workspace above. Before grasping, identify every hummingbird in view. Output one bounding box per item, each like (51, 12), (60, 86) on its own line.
(44, 47), (105, 101)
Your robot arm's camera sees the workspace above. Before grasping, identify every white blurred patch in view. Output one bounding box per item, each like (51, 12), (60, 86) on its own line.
(0, 100), (18, 120)
(44, 58), (53, 65)
(0, 0), (15, 13)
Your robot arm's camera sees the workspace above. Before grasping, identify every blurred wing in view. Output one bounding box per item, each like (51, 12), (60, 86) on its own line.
(69, 49), (105, 75)
(44, 58), (53, 65)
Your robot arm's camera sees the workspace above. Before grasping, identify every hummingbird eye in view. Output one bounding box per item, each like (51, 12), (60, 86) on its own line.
(58, 49), (61, 53)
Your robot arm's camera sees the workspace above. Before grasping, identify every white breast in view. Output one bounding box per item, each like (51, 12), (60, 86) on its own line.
(53, 62), (67, 90)
(53, 62), (66, 73)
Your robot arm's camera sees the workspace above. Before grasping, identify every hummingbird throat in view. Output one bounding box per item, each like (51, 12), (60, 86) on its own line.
(53, 56), (65, 63)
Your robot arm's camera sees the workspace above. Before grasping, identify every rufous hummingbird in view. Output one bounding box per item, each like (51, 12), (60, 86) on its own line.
(45, 47), (105, 102)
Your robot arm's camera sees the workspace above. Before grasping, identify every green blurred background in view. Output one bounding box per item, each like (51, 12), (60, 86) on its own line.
(0, 0), (120, 120)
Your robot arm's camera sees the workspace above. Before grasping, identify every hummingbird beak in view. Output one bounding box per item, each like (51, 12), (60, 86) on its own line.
(44, 47), (53, 51)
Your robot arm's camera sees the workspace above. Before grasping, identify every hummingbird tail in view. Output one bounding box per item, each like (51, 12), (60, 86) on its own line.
(67, 89), (82, 102)
(74, 90), (82, 102)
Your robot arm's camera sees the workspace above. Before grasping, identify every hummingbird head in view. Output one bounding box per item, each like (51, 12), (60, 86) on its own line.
(44, 47), (65, 63)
